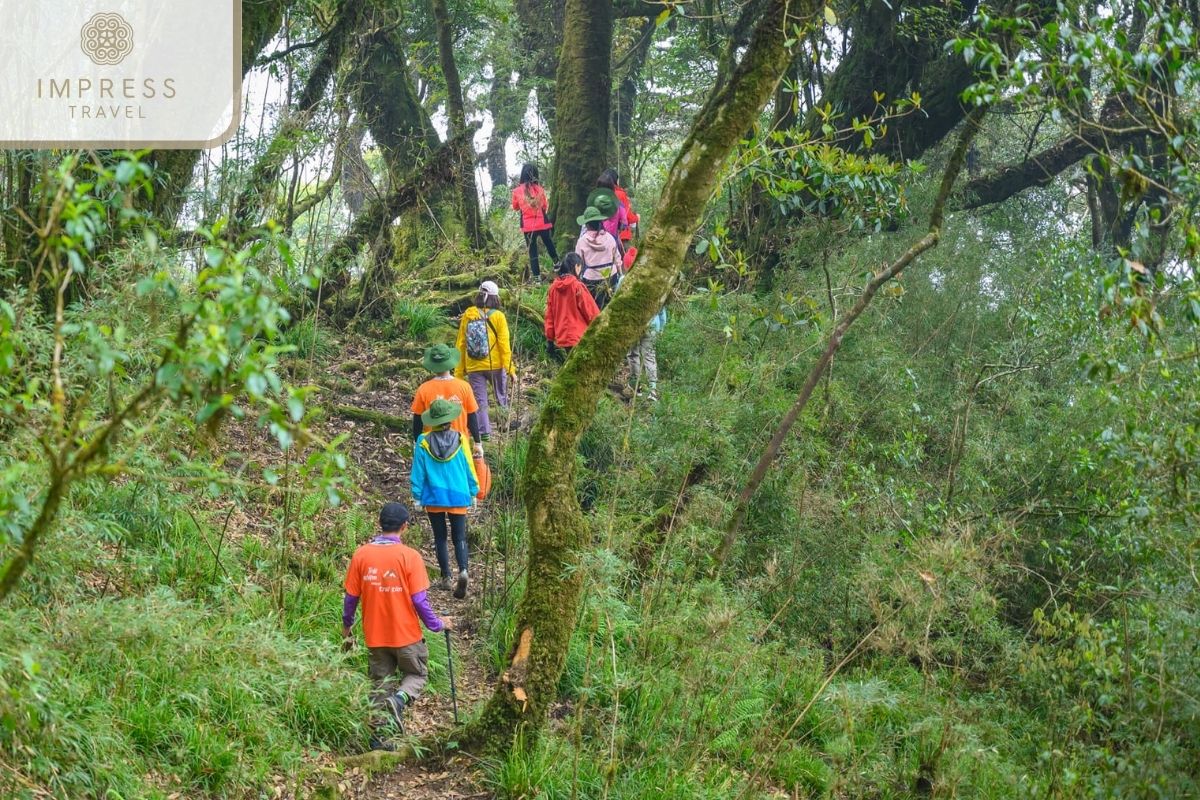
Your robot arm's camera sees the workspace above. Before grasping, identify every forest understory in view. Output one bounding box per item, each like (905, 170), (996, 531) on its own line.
(3, 0), (1200, 798)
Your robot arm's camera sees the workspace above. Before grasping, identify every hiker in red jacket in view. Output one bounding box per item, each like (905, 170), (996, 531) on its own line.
(545, 253), (600, 362)
(511, 163), (558, 282)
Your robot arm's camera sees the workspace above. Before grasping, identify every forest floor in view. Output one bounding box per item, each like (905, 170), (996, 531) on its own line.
(286, 335), (535, 800)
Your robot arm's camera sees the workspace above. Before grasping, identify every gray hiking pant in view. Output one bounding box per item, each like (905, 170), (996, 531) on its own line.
(367, 640), (429, 706)
(627, 329), (658, 389)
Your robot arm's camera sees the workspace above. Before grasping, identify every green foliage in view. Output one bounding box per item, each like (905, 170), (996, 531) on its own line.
(392, 297), (451, 341)
(0, 592), (367, 798)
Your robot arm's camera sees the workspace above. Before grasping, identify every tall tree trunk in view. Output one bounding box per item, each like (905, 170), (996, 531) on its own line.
(230, 0), (367, 231)
(483, 67), (518, 206)
(355, 1), (440, 183)
(514, 0), (566, 133)
(460, 0), (807, 754)
(613, 18), (657, 184)
(431, 0), (487, 249)
(549, 0), (615, 250)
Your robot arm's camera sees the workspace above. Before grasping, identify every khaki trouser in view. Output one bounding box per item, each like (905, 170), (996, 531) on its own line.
(627, 329), (658, 389)
(367, 640), (429, 709)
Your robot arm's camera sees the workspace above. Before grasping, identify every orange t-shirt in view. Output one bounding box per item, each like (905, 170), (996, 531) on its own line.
(344, 540), (431, 648)
(411, 376), (478, 440)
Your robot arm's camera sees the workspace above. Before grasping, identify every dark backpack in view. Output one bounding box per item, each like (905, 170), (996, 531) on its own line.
(465, 311), (498, 361)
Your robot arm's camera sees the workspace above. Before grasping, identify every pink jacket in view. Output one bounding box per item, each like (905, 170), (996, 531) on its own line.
(512, 184), (552, 233)
(575, 230), (623, 281)
(603, 203), (629, 239)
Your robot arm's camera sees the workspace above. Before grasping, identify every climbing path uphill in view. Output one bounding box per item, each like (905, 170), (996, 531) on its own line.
(290, 332), (536, 799)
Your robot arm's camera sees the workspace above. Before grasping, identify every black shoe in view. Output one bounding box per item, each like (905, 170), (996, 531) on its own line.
(369, 735), (397, 752)
(454, 569), (468, 599)
(383, 694), (406, 733)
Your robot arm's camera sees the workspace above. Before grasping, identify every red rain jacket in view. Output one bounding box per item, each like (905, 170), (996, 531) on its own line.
(545, 274), (600, 347)
(512, 183), (553, 233)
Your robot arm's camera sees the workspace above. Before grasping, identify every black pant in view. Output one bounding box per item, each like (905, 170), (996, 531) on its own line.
(582, 275), (617, 310)
(525, 229), (558, 278)
(428, 511), (468, 578)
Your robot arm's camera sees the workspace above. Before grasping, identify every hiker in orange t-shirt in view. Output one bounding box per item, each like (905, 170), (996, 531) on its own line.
(342, 503), (451, 748)
(411, 343), (484, 456)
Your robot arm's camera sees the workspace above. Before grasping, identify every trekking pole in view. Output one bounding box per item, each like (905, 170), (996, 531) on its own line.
(444, 629), (459, 725)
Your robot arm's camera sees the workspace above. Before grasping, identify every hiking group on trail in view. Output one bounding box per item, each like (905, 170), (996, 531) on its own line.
(342, 165), (666, 746)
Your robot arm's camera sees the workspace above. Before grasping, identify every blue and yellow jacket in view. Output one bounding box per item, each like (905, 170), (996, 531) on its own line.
(411, 429), (479, 509)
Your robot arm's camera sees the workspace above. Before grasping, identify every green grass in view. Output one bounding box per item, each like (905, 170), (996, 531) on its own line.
(0, 592), (368, 798)
(392, 298), (451, 341)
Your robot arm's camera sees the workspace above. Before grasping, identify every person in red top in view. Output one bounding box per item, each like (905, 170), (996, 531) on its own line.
(342, 503), (452, 747)
(599, 169), (638, 244)
(545, 253), (600, 361)
(512, 163), (559, 282)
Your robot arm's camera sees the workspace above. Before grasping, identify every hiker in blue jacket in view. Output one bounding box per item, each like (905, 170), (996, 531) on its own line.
(411, 398), (480, 599)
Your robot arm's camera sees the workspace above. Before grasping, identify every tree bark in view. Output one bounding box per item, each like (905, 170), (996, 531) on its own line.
(310, 131), (471, 304)
(549, 0), (615, 250)
(514, 0), (566, 133)
(715, 107), (988, 569)
(957, 97), (1141, 211)
(460, 0), (808, 753)
(354, 1), (440, 183)
(430, 0), (487, 249)
(230, 0), (367, 230)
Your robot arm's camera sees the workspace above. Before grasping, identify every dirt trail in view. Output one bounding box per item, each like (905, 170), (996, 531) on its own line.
(304, 335), (526, 800)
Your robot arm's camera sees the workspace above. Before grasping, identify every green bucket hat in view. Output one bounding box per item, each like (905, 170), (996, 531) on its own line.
(423, 342), (461, 373)
(587, 187), (619, 219)
(422, 397), (461, 428)
(576, 205), (609, 226)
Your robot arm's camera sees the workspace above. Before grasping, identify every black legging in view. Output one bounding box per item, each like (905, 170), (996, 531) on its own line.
(583, 275), (618, 310)
(428, 511), (468, 578)
(525, 229), (558, 278)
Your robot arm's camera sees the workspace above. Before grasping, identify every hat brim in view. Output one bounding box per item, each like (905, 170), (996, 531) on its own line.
(423, 348), (461, 373)
(587, 188), (619, 219)
(422, 408), (461, 427)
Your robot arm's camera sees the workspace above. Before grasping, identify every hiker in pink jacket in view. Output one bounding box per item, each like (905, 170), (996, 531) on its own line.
(511, 163), (558, 282)
(574, 206), (623, 309)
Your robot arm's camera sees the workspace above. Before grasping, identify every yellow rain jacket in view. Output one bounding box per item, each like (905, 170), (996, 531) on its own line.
(455, 306), (514, 377)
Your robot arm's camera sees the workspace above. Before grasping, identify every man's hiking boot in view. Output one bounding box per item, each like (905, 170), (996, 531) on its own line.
(383, 693), (407, 733)
(454, 569), (469, 599)
(435, 576), (452, 592)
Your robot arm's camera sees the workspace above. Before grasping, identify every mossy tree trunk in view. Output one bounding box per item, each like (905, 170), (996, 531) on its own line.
(431, 0), (487, 250)
(613, 17), (657, 184)
(460, 0), (808, 753)
(351, 0), (444, 310)
(549, 0), (615, 251)
(514, 0), (566, 134)
(354, 1), (440, 184)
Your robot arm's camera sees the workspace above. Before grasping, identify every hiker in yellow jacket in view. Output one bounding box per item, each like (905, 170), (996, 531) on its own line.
(455, 281), (515, 440)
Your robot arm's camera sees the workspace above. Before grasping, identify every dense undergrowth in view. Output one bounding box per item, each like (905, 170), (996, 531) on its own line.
(475, 206), (1200, 798)
(3, 192), (1198, 798)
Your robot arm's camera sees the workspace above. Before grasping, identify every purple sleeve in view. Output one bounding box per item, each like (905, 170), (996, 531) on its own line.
(342, 593), (359, 629)
(411, 591), (444, 633)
